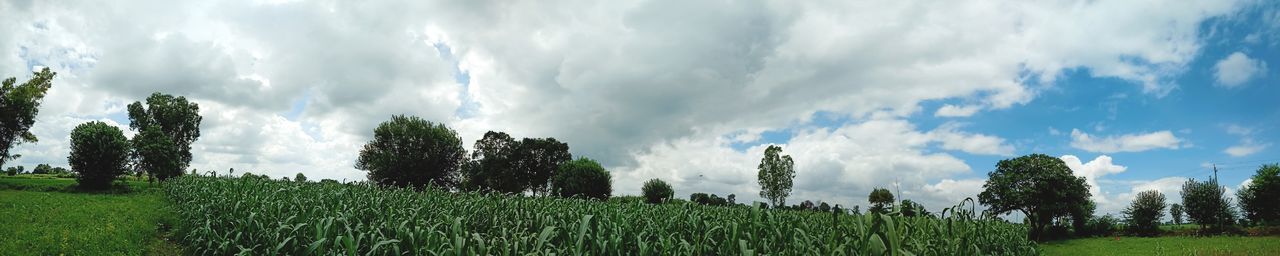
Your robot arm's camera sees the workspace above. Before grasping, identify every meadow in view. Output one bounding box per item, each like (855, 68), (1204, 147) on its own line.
(1040, 236), (1280, 255)
(0, 188), (179, 254)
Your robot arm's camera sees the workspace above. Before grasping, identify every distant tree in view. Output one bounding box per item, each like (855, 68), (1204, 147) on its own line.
(31, 164), (52, 174)
(901, 199), (931, 217)
(1170, 204), (1185, 225)
(319, 179), (339, 184)
(1123, 190), (1166, 236)
(868, 188), (895, 214)
(127, 92), (202, 181)
(690, 193), (710, 205)
(5, 166), (20, 176)
(68, 121), (130, 189)
(799, 200), (816, 210)
(514, 137), (571, 196)
(709, 194), (727, 206)
(295, 172), (308, 183)
(757, 145), (795, 207)
(132, 126), (181, 180)
(461, 131), (524, 193)
(819, 202), (832, 212)
(0, 68), (56, 168)
(1237, 164), (1280, 226)
(978, 153), (1091, 241)
(727, 194), (736, 205)
(641, 178), (674, 204)
(356, 115), (465, 189)
(1182, 177), (1236, 233)
(551, 157), (611, 200)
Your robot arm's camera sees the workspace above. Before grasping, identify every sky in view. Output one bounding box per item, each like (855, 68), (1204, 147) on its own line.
(1, 0), (1277, 217)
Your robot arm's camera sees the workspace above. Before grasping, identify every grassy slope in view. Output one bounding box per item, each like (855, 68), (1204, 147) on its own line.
(1040, 236), (1280, 256)
(0, 175), (179, 255)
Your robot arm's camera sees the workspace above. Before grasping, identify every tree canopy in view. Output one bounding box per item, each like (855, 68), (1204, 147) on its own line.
(757, 145), (795, 207)
(1182, 177), (1236, 233)
(551, 157), (611, 200)
(1237, 164), (1280, 226)
(127, 92), (202, 180)
(0, 68), (56, 168)
(868, 188), (895, 214)
(356, 115), (465, 189)
(641, 178), (674, 204)
(1123, 190), (1166, 236)
(514, 137), (571, 196)
(462, 131), (524, 193)
(68, 121), (130, 189)
(1170, 203), (1185, 225)
(978, 153), (1091, 241)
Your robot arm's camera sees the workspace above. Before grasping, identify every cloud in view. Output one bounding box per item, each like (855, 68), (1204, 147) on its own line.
(1070, 129), (1185, 153)
(934, 104), (982, 117)
(1061, 155), (1128, 208)
(1222, 124), (1270, 157)
(1213, 52), (1268, 88)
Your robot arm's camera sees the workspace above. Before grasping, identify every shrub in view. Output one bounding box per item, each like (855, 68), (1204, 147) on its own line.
(355, 115), (465, 189)
(67, 121), (130, 189)
(1079, 214), (1119, 237)
(551, 158), (611, 200)
(640, 178), (674, 204)
(1123, 190), (1166, 236)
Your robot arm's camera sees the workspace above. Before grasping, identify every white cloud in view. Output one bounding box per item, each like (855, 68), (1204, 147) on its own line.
(1061, 155), (1127, 208)
(1225, 143), (1268, 157)
(935, 104), (982, 117)
(1213, 52), (1268, 88)
(1070, 129), (1185, 153)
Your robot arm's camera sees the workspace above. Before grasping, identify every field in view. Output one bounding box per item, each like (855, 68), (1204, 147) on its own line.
(163, 176), (1037, 255)
(1040, 236), (1280, 255)
(0, 190), (179, 255)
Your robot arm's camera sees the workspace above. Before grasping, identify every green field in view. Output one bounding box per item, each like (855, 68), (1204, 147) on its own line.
(0, 190), (179, 255)
(1040, 236), (1280, 255)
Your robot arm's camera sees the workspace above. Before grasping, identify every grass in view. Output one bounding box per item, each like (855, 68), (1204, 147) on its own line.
(0, 175), (179, 255)
(1040, 236), (1280, 255)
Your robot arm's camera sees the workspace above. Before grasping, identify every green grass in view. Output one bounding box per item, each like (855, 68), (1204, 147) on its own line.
(0, 190), (180, 255)
(0, 174), (156, 192)
(1040, 236), (1280, 255)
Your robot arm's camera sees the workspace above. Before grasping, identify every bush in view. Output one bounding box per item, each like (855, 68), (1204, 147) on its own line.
(67, 121), (130, 189)
(551, 158), (611, 200)
(640, 178), (674, 204)
(1079, 214), (1119, 237)
(355, 115), (465, 189)
(1123, 190), (1166, 236)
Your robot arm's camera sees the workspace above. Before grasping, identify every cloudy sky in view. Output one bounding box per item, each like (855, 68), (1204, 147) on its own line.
(2, 0), (1277, 216)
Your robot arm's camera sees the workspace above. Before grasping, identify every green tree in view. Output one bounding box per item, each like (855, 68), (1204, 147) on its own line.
(31, 163), (52, 174)
(756, 145), (795, 207)
(461, 131), (523, 193)
(5, 166), (21, 176)
(356, 115), (465, 189)
(68, 121), (130, 189)
(514, 137), (571, 196)
(127, 92), (202, 181)
(868, 188), (895, 214)
(1237, 164), (1280, 226)
(1123, 190), (1166, 236)
(901, 199), (931, 217)
(295, 172), (308, 182)
(1170, 204), (1184, 225)
(550, 157), (611, 200)
(0, 68), (56, 168)
(1181, 177), (1236, 233)
(641, 178), (674, 204)
(978, 153), (1091, 241)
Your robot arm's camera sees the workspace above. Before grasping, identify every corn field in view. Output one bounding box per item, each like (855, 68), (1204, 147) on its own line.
(163, 176), (1038, 255)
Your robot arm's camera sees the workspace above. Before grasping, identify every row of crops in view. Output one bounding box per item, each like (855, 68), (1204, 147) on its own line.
(163, 176), (1038, 255)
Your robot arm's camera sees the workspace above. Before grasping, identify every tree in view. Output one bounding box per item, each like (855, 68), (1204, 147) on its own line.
(1123, 190), (1166, 236)
(551, 157), (611, 200)
(978, 153), (1091, 241)
(295, 172), (308, 183)
(1237, 164), (1280, 226)
(32, 164), (51, 174)
(0, 68), (56, 168)
(1181, 177), (1236, 233)
(727, 194), (736, 205)
(818, 202), (832, 212)
(641, 178), (674, 204)
(461, 131), (524, 193)
(868, 188), (895, 214)
(514, 137), (571, 196)
(901, 199), (931, 217)
(127, 92), (202, 181)
(690, 193), (710, 204)
(356, 115), (465, 189)
(757, 145), (795, 207)
(799, 200), (816, 210)
(5, 166), (21, 176)
(1170, 204), (1185, 225)
(68, 121), (130, 189)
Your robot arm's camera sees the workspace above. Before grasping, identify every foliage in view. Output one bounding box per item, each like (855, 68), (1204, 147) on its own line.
(514, 137), (571, 196)
(690, 192), (731, 206)
(1182, 177), (1237, 234)
(551, 157), (611, 200)
(901, 199), (931, 218)
(68, 121), (130, 190)
(640, 178), (674, 204)
(818, 202), (832, 212)
(0, 68), (56, 168)
(462, 131), (523, 193)
(163, 176), (1037, 255)
(5, 166), (21, 176)
(295, 172), (308, 183)
(756, 145), (795, 207)
(356, 115), (465, 189)
(1237, 164), (1280, 226)
(127, 92), (202, 181)
(1123, 190), (1167, 236)
(1077, 214), (1119, 237)
(868, 188), (895, 214)
(978, 153), (1091, 241)
(1170, 204), (1185, 225)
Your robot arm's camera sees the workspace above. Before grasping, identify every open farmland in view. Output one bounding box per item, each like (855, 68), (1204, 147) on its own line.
(164, 176), (1037, 255)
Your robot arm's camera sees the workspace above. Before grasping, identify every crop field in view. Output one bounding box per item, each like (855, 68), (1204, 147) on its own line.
(1040, 236), (1280, 255)
(164, 176), (1038, 255)
(0, 190), (179, 255)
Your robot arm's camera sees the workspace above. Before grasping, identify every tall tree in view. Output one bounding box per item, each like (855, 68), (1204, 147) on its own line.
(868, 188), (895, 214)
(0, 68), (56, 168)
(127, 92), (202, 180)
(1123, 190), (1166, 236)
(356, 115), (465, 189)
(757, 145), (795, 207)
(978, 153), (1091, 241)
(1181, 177), (1236, 233)
(462, 131), (524, 193)
(1170, 203), (1185, 225)
(1237, 164), (1280, 226)
(514, 137), (571, 196)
